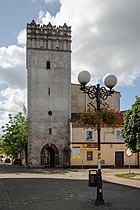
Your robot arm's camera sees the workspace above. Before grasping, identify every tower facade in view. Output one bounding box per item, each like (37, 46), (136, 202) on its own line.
(26, 20), (71, 167)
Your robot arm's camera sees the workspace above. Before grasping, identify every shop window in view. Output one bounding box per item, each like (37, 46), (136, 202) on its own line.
(87, 151), (93, 161)
(86, 131), (93, 140)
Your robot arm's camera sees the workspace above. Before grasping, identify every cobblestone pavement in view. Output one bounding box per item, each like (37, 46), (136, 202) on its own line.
(0, 164), (140, 210)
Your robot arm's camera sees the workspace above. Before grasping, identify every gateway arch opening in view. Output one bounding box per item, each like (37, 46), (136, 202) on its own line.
(41, 144), (59, 167)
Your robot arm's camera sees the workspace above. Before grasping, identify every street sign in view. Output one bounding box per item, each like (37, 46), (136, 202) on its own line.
(125, 148), (133, 157)
(125, 148), (133, 174)
(83, 144), (98, 150)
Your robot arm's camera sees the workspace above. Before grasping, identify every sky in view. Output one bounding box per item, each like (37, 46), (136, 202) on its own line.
(0, 0), (140, 130)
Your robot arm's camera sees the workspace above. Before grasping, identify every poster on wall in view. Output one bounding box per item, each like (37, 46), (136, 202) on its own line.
(71, 147), (80, 159)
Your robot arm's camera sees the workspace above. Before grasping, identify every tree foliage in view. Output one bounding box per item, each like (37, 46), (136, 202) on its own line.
(0, 110), (27, 158)
(121, 97), (140, 152)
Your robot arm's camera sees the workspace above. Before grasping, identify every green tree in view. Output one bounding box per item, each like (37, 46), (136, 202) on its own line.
(121, 97), (140, 152)
(0, 110), (28, 163)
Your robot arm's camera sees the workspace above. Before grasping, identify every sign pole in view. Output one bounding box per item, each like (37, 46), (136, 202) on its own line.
(129, 157), (131, 174)
(125, 148), (133, 174)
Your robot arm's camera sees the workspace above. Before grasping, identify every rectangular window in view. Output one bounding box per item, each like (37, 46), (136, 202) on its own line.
(46, 61), (50, 69)
(116, 131), (123, 140)
(87, 151), (93, 161)
(86, 131), (93, 140)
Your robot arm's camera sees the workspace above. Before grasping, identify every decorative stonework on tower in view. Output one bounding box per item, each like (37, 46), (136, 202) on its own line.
(26, 20), (71, 167)
(27, 20), (71, 51)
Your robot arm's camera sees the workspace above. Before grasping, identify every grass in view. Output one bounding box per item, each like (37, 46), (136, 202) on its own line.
(116, 172), (136, 179)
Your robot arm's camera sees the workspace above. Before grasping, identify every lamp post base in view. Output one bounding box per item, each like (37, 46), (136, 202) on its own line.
(95, 198), (104, 206)
(95, 169), (104, 206)
(95, 190), (104, 206)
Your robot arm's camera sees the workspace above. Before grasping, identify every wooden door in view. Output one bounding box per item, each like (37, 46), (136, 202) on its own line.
(115, 151), (124, 167)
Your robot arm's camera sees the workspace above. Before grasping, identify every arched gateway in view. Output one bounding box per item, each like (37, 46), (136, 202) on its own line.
(41, 144), (59, 167)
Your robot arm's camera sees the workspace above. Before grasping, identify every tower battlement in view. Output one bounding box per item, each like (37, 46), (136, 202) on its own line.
(27, 20), (71, 51)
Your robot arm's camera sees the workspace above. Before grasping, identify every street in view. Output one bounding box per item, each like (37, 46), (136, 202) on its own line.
(0, 165), (140, 210)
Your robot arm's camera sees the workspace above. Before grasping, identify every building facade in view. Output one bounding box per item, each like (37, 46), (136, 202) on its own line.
(70, 123), (139, 168)
(26, 20), (139, 168)
(71, 83), (120, 113)
(70, 87), (139, 168)
(26, 20), (71, 167)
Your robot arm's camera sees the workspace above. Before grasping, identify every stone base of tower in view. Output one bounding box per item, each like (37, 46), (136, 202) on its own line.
(28, 143), (70, 168)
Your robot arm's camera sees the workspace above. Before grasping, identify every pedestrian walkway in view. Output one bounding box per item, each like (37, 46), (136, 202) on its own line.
(0, 164), (139, 188)
(102, 168), (140, 189)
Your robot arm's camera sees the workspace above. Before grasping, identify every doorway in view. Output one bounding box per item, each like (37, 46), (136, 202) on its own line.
(47, 147), (55, 167)
(115, 151), (124, 167)
(41, 144), (59, 167)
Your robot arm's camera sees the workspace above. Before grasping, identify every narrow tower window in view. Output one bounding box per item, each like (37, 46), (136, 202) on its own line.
(49, 128), (52, 135)
(48, 87), (50, 95)
(46, 61), (50, 69)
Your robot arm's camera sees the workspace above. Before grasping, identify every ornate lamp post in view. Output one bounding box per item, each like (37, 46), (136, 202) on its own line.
(78, 70), (117, 205)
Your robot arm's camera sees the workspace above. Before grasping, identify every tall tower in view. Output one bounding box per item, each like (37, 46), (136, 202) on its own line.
(26, 20), (71, 167)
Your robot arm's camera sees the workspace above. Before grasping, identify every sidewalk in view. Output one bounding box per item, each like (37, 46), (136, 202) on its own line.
(102, 168), (140, 189)
(0, 164), (140, 189)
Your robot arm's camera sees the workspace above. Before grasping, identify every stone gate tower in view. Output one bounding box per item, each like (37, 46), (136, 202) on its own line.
(26, 20), (71, 167)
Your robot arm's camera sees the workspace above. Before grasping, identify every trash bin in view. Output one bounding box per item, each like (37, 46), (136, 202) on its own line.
(89, 170), (97, 187)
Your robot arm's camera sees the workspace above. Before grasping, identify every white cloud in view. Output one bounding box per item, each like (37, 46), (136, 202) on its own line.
(0, 87), (26, 129)
(0, 112), (10, 133)
(0, 87), (26, 111)
(0, 32), (26, 131)
(37, 0), (140, 86)
(17, 29), (26, 45)
(0, 45), (26, 89)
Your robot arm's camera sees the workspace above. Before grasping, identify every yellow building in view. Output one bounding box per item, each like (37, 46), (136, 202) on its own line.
(70, 123), (139, 168)
(70, 84), (139, 168)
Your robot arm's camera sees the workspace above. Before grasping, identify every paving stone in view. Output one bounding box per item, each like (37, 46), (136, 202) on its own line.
(0, 165), (140, 210)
